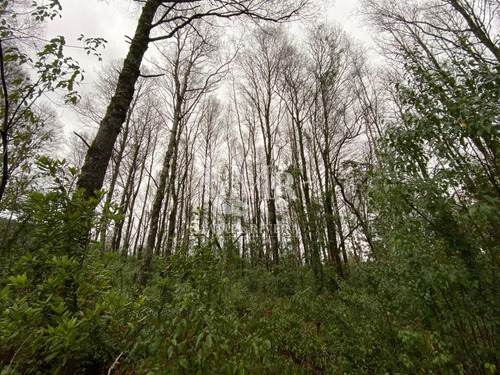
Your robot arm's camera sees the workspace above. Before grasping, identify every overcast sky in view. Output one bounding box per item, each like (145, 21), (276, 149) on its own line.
(44, 0), (371, 131)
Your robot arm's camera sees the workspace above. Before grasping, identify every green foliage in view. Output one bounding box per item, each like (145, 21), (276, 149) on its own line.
(0, 0), (107, 206)
(348, 49), (500, 374)
(124, 247), (275, 374)
(1, 161), (498, 374)
(0, 159), (130, 374)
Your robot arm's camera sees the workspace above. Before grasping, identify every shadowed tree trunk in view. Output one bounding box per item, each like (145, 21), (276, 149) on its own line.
(77, 0), (161, 199)
(137, 109), (181, 287)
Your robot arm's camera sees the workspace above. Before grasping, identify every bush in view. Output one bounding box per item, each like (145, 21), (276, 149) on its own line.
(0, 159), (131, 374)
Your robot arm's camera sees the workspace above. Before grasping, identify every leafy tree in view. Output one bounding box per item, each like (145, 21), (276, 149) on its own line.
(351, 0), (500, 371)
(0, 0), (105, 204)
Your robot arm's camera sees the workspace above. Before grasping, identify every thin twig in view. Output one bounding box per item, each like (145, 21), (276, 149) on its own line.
(107, 352), (124, 375)
(5, 332), (34, 375)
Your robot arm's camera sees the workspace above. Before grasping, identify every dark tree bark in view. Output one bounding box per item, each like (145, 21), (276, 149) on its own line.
(76, 0), (161, 199)
(0, 41), (10, 204)
(447, 0), (500, 63)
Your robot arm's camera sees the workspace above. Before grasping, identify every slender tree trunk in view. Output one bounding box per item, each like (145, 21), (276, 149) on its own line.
(198, 146), (209, 247)
(181, 167), (194, 253)
(163, 141), (182, 257)
(264, 108), (279, 266)
(134, 132), (158, 256)
(331, 185), (348, 263)
(324, 187), (343, 279)
(251, 143), (264, 264)
(112, 143), (140, 253)
(164, 189), (179, 256)
(123, 154), (147, 253)
(124, 149), (147, 254)
(239, 180), (247, 263)
(156, 184), (172, 255)
(98, 118), (129, 250)
(266, 168), (279, 266)
(137, 122), (178, 287)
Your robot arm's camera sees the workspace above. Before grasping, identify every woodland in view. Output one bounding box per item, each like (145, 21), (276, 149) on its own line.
(0, 0), (499, 374)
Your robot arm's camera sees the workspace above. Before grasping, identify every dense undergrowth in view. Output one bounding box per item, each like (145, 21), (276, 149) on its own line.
(0, 166), (498, 375)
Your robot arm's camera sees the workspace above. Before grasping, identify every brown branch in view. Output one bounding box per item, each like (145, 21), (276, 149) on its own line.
(447, 0), (500, 63)
(73, 131), (91, 149)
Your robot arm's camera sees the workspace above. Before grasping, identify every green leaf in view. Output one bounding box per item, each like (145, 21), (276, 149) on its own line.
(205, 334), (213, 349)
(195, 332), (204, 349)
(485, 363), (496, 374)
(8, 274), (27, 285)
(179, 357), (189, 369)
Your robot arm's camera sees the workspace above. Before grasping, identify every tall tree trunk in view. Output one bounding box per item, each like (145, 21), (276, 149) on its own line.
(124, 147), (148, 254)
(98, 115), (130, 250)
(163, 140), (182, 257)
(0, 40), (11, 204)
(77, 0), (161, 199)
(138, 118), (179, 287)
(134, 131), (158, 256)
(112, 143), (140, 253)
(331, 184), (348, 264)
(251, 142), (264, 265)
(264, 109), (279, 267)
(266, 167), (279, 266)
(324, 187), (344, 279)
(198, 144), (209, 247)
(156, 182), (172, 255)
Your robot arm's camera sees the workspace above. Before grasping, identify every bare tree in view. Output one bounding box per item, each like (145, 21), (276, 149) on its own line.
(306, 24), (367, 278)
(138, 22), (227, 287)
(195, 95), (224, 246)
(238, 26), (291, 267)
(279, 42), (323, 276)
(76, 0), (311, 201)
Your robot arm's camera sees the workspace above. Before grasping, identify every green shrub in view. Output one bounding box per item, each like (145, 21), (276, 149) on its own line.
(0, 159), (130, 374)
